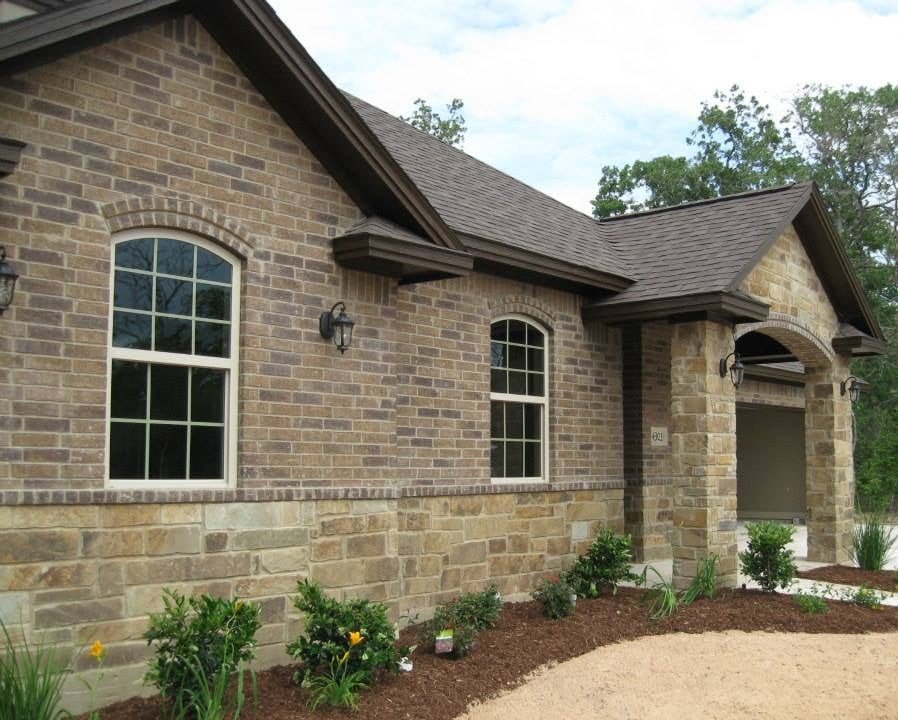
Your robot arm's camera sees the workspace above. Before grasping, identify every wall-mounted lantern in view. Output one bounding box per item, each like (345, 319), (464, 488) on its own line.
(718, 351), (744, 388)
(0, 246), (19, 315)
(840, 375), (861, 404)
(319, 301), (355, 354)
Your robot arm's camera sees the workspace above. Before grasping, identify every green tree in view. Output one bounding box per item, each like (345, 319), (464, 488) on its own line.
(593, 84), (898, 507)
(401, 98), (466, 148)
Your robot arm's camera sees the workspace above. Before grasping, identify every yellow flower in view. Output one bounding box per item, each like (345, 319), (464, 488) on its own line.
(348, 631), (363, 647)
(90, 640), (106, 660)
(341, 650), (350, 663)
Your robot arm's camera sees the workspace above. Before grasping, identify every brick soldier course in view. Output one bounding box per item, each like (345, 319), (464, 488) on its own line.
(0, 0), (885, 710)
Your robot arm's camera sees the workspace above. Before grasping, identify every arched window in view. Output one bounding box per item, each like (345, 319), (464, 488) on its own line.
(490, 316), (548, 482)
(106, 230), (240, 487)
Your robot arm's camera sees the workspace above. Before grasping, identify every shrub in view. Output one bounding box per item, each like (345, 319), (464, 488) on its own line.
(450, 585), (502, 630)
(531, 576), (576, 619)
(852, 584), (887, 609)
(0, 620), (72, 720)
(564, 528), (638, 597)
(794, 592), (828, 614)
(143, 589), (261, 719)
(738, 521), (797, 592)
(852, 514), (896, 571)
(681, 554), (719, 604)
(286, 579), (398, 687)
(421, 586), (502, 659)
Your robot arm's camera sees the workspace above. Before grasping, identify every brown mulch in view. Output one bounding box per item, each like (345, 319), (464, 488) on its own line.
(797, 564), (898, 593)
(89, 587), (898, 720)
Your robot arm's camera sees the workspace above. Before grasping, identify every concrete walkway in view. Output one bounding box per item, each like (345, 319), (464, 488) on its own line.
(630, 521), (898, 606)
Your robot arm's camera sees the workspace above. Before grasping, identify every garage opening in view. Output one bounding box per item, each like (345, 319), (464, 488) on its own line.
(736, 404), (806, 520)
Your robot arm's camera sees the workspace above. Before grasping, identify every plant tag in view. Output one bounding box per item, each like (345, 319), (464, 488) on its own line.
(435, 629), (454, 654)
(398, 656), (413, 672)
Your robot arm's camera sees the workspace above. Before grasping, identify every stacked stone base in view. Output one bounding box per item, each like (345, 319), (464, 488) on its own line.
(0, 485), (621, 712)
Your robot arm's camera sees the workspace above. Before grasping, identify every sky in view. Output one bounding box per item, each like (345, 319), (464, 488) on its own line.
(268, 0), (898, 214)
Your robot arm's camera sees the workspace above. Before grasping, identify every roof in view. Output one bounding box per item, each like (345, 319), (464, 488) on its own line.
(0, 0), (885, 344)
(346, 94), (632, 288)
(599, 184), (811, 305)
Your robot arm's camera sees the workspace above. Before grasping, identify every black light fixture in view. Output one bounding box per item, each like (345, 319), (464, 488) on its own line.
(319, 301), (355, 354)
(0, 246), (19, 316)
(840, 375), (861, 404)
(718, 351), (745, 388)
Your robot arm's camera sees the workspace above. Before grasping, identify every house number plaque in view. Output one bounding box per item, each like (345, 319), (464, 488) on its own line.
(650, 427), (668, 447)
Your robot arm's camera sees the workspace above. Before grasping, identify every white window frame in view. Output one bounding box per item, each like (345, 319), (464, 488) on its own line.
(105, 228), (240, 489)
(489, 314), (549, 484)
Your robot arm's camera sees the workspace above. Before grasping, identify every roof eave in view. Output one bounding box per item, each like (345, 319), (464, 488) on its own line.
(831, 334), (888, 357)
(582, 291), (770, 325)
(460, 234), (632, 295)
(333, 230), (473, 284)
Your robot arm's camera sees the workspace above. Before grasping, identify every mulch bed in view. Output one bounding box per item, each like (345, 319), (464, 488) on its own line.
(87, 586), (898, 720)
(797, 564), (898, 593)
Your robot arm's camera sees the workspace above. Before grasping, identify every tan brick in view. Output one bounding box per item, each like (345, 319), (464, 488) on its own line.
(448, 541), (486, 566)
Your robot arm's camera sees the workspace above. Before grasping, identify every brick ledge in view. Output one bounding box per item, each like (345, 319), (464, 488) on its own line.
(0, 480), (623, 506)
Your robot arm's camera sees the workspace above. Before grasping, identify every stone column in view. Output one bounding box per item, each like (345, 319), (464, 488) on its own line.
(670, 321), (738, 588)
(804, 356), (854, 563)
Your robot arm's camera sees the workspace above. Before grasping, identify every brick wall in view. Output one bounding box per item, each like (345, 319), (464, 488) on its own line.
(0, 14), (628, 712)
(0, 16), (624, 493)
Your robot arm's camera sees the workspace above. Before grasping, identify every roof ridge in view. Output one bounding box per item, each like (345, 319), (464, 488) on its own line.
(598, 181), (813, 222)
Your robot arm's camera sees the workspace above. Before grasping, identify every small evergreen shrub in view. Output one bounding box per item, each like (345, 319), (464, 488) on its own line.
(143, 589), (261, 720)
(852, 514), (896, 571)
(531, 576), (576, 619)
(286, 579), (399, 687)
(794, 592), (828, 614)
(421, 586), (502, 658)
(738, 521), (797, 592)
(564, 528), (638, 597)
(449, 585), (502, 630)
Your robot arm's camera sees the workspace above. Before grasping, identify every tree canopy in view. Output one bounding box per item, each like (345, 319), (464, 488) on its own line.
(593, 84), (898, 508)
(401, 98), (467, 148)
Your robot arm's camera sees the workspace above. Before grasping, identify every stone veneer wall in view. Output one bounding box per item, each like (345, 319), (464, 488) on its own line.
(738, 225), (853, 562)
(0, 486), (621, 711)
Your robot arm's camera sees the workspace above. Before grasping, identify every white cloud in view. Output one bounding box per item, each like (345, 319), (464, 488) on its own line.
(270, 0), (898, 212)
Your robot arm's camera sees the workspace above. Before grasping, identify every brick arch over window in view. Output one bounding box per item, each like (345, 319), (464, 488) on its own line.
(736, 313), (834, 367)
(487, 295), (556, 331)
(102, 197), (255, 260)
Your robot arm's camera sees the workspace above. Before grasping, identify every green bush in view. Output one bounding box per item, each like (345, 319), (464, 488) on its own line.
(852, 584), (887, 609)
(564, 528), (638, 597)
(738, 521), (797, 592)
(852, 514), (896, 571)
(286, 579), (398, 687)
(794, 592), (828, 614)
(421, 586), (502, 658)
(143, 589), (261, 719)
(449, 585), (502, 630)
(0, 621), (72, 720)
(531, 576), (576, 619)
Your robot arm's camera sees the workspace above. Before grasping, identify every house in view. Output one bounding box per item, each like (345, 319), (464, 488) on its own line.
(0, 0), (884, 708)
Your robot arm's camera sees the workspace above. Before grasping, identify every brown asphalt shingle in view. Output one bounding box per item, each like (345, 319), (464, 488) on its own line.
(596, 183), (813, 305)
(348, 92), (817, 305)
(345, 93), (632, 281)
